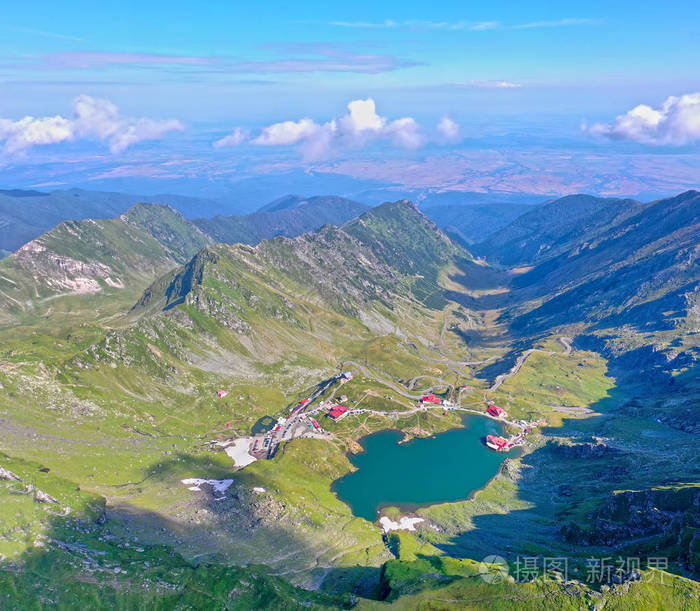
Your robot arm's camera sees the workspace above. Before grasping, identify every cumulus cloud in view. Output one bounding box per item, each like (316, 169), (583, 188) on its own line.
(341, 98), (386, 132)
(585, 93), (700, 146)
(0, 115), (73, 152)
(0, 95), (184, 154)
(384, 117), (425, 149)
(253, 119), (324, 146)
(437, 116), (461, 142)
(247, 98), (426, 160)
(213, 127), (248, 148)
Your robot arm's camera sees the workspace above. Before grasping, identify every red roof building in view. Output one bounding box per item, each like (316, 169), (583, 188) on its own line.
(488, 404), (505, 417)
(486, 434), (510, 451)
(328, 404), (349, 420)
(421, 394), (441, 404)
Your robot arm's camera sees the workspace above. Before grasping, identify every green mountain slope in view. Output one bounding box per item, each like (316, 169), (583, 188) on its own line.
(121, 202), (213, 262)
(422, 202), (534, 244)
(502, 190), (700, 430)
(476, 194), (642, 265)
(0, 187), (219, 256)
(1, 191), (699, 608)
(0, 199), (464, 602)
(142, 200), (460, 317)
(508, 190), (699, 335)
(119, 200), (463, 384)
(0, 203), (210, 323)
(193, 195), (369, 245)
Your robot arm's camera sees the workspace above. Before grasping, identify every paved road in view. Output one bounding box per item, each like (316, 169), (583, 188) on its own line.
(558, 336), (573, 355)
(227, 334), (574, 463)
(488, 336), (575, 392)
(407, 374), (452, 390)
(342, 361), (449, 400)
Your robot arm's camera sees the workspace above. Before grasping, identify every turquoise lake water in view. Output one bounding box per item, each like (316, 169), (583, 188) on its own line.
(334, 415), (508, 521)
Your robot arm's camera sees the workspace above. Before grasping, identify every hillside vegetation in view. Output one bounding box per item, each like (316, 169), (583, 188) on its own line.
(0, 203), (210, 325)
(475, 194), (642, 265)
(0, 192), (698, 608)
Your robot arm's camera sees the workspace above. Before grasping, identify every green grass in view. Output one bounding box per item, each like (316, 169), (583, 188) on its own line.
(1, 198), (699, 607)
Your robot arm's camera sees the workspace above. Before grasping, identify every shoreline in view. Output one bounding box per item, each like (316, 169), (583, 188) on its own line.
(331, 413), (508, 523)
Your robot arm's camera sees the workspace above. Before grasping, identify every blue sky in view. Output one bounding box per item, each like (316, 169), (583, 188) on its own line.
(2, 1), (699, 117)
(0, 1), (699, 201)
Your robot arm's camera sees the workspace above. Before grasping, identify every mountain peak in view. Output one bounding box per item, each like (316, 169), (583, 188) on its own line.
(477, 193), (642, 265)
(194, 195), (370, 246)
(256, 194), (304, 213)
(121, 201), (182, 222)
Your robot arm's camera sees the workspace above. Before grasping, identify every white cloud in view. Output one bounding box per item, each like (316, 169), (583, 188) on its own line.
(43, 51), (214, 69)
(513, 18), (596, 29)
(213, 127), (248, 148)
(330, 18), (596, 31)
(585, 93), (700, 146)
(247, 98), (426, 160)
(29, 47), (418, 75)
(342, 98), (386, 132)
(0, 95), (184, 154)
(253, 118), (325, 146)
(0, 115), (73, 152)
(385, 117), (426, 149)
(437, 116), (461, 142)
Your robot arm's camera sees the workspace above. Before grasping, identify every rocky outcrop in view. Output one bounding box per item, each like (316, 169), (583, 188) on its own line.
(560, 486), (700, 574)
(34, 488), (59, 504)
(0, 466), (20, 481)
(549, 440), (620, 459)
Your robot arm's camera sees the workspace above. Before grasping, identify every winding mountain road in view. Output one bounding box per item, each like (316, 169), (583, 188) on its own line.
(488, 336), (575, 392)
(342, 361), (449, 400)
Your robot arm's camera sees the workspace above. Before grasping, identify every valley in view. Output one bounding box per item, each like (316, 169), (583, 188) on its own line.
(0, 192), (698, 608)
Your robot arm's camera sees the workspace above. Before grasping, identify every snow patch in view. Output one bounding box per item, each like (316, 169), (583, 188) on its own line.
(225, 437), (257, 467)
(379, 516), (424, 533)
(181, 478), (233, 494)
(253, 487), (266, 494)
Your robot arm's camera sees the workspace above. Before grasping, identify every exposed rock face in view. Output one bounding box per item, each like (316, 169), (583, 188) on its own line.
(656, 406), (700, 435)
(560, 486), (700, 573)
(0, 203), (212, 317)
(34, 488), (59, 504)
(549, 440), (620, 459)
(15, 241), (116, 294)
(0, 466), (20, 481)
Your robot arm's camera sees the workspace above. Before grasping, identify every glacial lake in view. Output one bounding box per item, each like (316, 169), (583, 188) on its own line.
(334, 415), (509, 521)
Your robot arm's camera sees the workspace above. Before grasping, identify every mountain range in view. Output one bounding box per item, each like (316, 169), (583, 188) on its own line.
(421, 202), (534, 244)
(0, 189), (698, 607)
(0, 188), (371, 258)
(192, 195), (369, 245)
